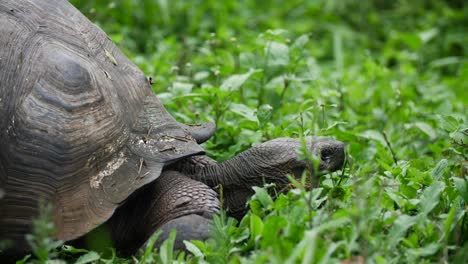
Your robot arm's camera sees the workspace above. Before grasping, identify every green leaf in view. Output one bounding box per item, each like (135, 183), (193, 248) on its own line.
(419, 28), (439, 43)
(249, 214), (264, 241)
(239, 52), (257, 68)
(60, 245), (89, 254)
(436, 115), (459, 132)
(230, 103), (257, 122)
(452, 177), (468, 204)
(261, 216), (288, 248)
(399, 32), (422, 50)
(183, 241), (204, 258)
(265, 41), (290, 67)
(444, 197), (459, 241)
(315, 217), (351, 233)
(430, 57), (462, 68)
(159, 230), (176, 264)
(257, 104), (273, 127)
(450, 130), (467, 144)
(318, 242), (345, 264)
(265, 29), (289, 37)
(220, 69), (257, 91)
(388, 215), (417, 249)
(15, 254), (30, 264)
(74, 251), (100, 264)
(251, 187), (274, 209)
(139, 231), (161, 263)
(407, 243), (440, 257)
(431, 159), (448, 180)
(419, 181), (445, 215)
(172, 82), (193, 95)
(414, 122), (436, 140)
(358, 130), (386, 145)
(292, 34), (309, 49)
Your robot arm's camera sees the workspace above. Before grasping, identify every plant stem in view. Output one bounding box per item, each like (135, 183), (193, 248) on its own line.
(382, 131), (398, 165)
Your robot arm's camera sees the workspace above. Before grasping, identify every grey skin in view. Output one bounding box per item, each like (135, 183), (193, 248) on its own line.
(106, 130), (345, 255)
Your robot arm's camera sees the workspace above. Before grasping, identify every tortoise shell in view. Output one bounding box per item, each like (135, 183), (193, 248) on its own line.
(0, 0), (202, 250)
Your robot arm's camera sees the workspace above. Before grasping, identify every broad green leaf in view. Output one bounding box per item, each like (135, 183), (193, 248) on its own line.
(157, 0), (170, 23)
(431, 159), (448, 180)
(430, 57), (462, 68)
(419, 28), (439, 43)
(292, 34), (309, 49)
(159, 230), (176, 264)
(444, 197), (459, 241)
(172, 82), (193, 95)
(239, 52), (257, 68)
(251, 186), (274, 209)
(387, 215), (417, 249)
(139, 231), (161, 263)
(285, 229), (318, 264)
(301, 230), (318, 264)
(15, 255), (30, 264)
(318, 242), (345, 264)
(60, 245), (89, 254)
(450, 130), (467, 144)
(193, 71), (210, 81)
(315, 217), (351, 233)
(249, 214), (264, 241)
(75, 251), (100, 264)
(265, 29), (289, 36)
(220, 69), (257, 91)
(358, 130), (386, 145)
(190, 240), (206, 253)
(407, 243), (440, 257)
(230, 103), (257, 122)
(419, 181), (445, 215)
(414, 122), (436, 140)
(399, 32), (422, 50)
(452, 177), (468, 204)
(333, 30), (343, 72)
(257, 104), (273, 126)
(436, 115), (459, 132)
(261, 216), (288, 248)
(183, 241), (204, 258)
(265, 41), (290, 67)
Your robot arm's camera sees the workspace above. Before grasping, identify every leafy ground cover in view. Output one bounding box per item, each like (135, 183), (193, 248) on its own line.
(11, 0), (468, 263)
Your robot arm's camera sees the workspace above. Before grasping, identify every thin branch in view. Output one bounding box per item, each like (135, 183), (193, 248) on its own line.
(382, 131), (398, 165)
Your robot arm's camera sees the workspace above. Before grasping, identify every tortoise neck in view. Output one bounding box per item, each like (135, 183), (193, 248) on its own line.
(195, 153), (257, 188)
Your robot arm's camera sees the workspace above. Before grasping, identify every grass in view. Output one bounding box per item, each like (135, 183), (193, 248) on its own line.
(7, 0), (468, 263)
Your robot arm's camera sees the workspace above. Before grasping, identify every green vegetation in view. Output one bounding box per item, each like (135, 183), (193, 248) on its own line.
(17, 0), (468, 263)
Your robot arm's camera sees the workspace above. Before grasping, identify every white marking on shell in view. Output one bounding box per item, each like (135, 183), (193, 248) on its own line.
(90, 151), (127, 189)
(160, 135), (175, 142)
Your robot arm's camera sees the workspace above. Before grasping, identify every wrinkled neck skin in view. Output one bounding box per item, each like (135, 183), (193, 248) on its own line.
(180, 144), (304, 218)
(175, 137), (345, 219)
(191, 155), (280, 219)
(195, 155), (291, 189)
(168, 137), (345, 219)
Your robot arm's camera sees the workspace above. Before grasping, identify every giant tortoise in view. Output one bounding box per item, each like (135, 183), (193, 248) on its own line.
(0, 0), (345, 259)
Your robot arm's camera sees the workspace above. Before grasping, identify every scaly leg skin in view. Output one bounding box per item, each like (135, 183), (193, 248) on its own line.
(108, 170), (220, 256)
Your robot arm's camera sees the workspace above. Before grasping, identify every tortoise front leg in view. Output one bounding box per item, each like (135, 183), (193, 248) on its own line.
(108, 170), (220, 256)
